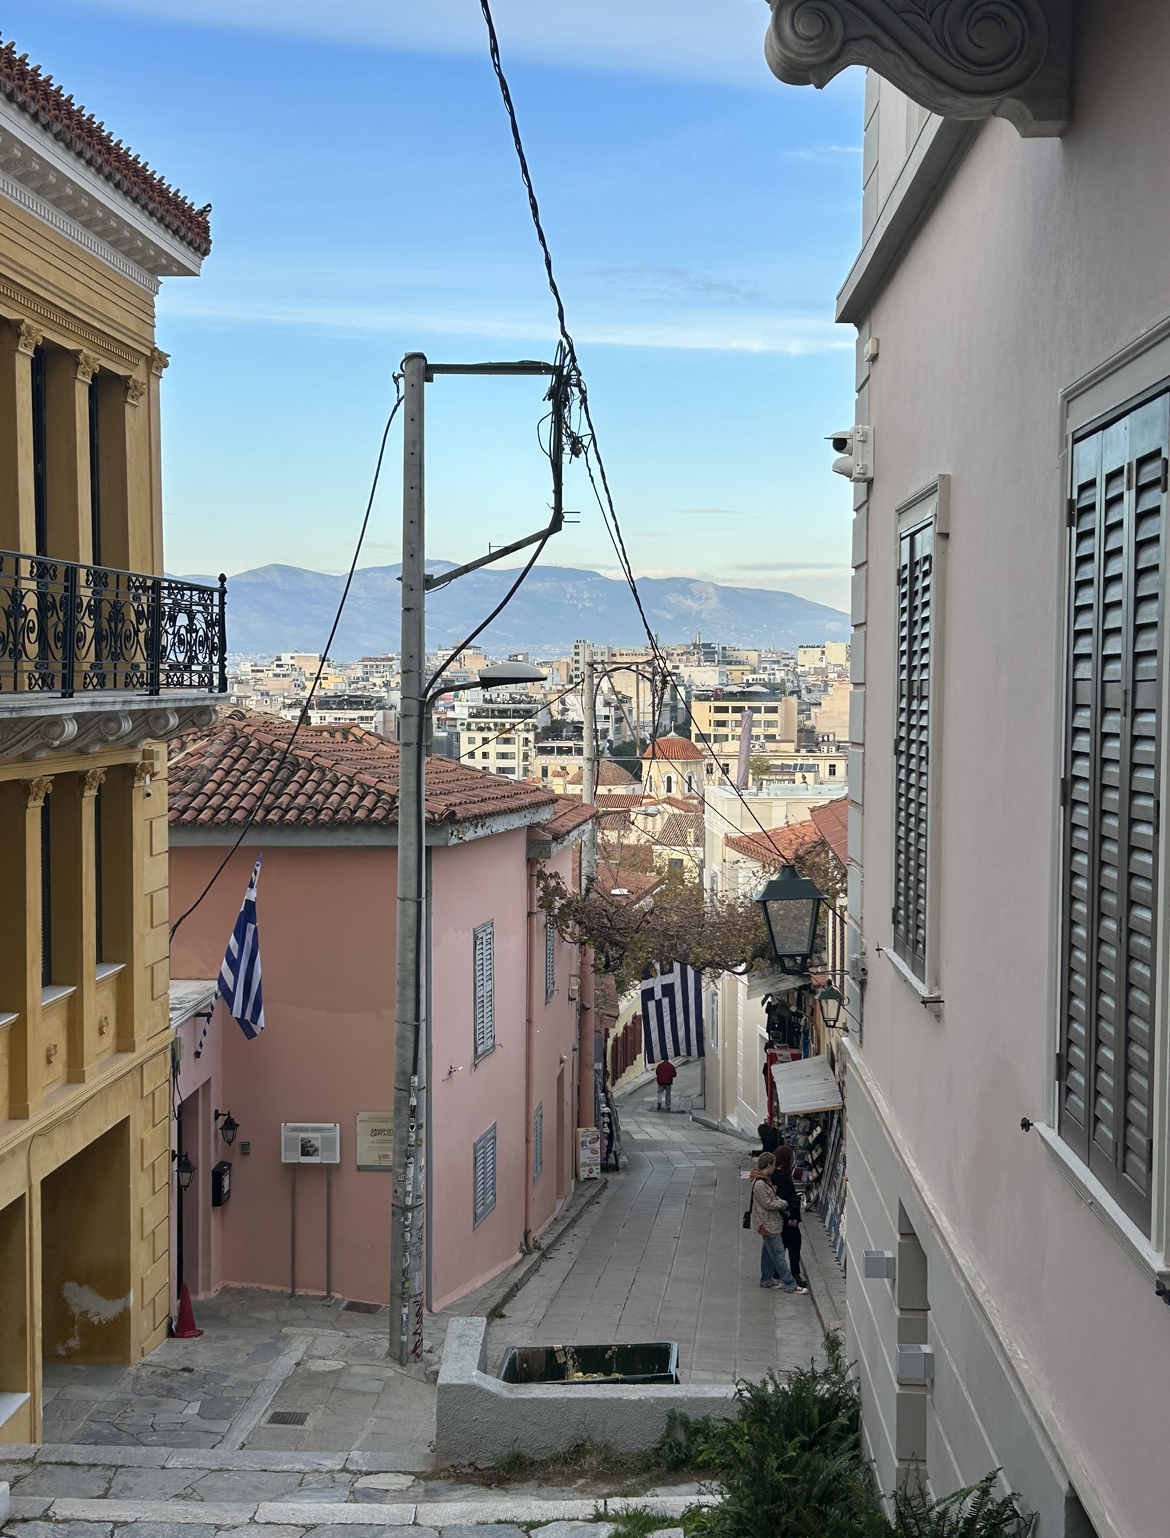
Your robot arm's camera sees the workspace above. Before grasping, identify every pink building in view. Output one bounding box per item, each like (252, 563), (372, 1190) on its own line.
(166, 715), (594, 1312)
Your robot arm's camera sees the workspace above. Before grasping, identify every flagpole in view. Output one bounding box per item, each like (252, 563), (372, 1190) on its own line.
(390, 352), (427, 1365)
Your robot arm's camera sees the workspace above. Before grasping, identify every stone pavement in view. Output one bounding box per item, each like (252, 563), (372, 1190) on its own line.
(485, 1075), (825, 1384)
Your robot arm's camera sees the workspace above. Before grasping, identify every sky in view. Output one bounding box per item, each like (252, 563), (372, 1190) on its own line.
(5, 1), (864, 611)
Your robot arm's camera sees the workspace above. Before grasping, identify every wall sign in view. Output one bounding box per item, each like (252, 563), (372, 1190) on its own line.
(356, 1111), (394, 1171)
(281, 1122), (341, 1163)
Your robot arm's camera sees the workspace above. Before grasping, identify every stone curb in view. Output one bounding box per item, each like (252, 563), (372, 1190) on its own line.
(50, 1499), (259, 1526)
(6, 1448), (416, 1475)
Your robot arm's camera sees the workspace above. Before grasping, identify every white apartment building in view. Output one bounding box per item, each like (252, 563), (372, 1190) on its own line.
(452, 699), (539, 777)
(770, 3), (1168, 1532)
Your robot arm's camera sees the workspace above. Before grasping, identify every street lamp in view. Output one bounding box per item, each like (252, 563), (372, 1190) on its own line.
(817, 981), (844, 1029)
(757, 865), (826, 976)
(174, 1151), (195, 1190)
(477, 662), (549, 687)
(215, 1110), (239, 1147)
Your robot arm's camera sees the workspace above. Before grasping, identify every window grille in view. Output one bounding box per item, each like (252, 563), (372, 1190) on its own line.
(533, 1102), (543, 1183)
(473, 921), (495, 1059)
(545, 915), (555, 1001)
(893, 520), (934, 980)
(1059, 394), (1167, 1233)
(473, 1123), (497, 1225)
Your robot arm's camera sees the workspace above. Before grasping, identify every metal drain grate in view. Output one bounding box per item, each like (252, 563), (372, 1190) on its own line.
(342, 1299), (382, 1314)
(267, 1409), (309, 1426)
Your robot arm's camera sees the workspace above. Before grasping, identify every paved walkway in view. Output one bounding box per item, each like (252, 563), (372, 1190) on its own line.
(486, 1069), (825, 1384)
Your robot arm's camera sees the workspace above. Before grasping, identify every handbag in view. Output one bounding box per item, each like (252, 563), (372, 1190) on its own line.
(742, 1180), (756, 1230)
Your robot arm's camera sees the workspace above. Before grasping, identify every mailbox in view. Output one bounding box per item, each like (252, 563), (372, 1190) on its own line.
(212, 1160), (232, 1207)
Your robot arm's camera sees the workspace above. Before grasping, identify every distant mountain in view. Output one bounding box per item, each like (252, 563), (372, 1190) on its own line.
(185, 562), (849, 659)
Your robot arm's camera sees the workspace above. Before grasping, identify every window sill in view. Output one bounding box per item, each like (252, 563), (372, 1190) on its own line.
(41, 984), (76, 1007)
(879, 946), (943, 1016)
(95, 961), (125, 981)
(473, 1044), (496, 1067)
(0, 1010), (17, 1031)
(1035, 1122), (1168, 1289)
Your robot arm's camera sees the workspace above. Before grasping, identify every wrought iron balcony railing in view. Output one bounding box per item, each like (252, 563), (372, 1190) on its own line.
(0, 552), (226, 698)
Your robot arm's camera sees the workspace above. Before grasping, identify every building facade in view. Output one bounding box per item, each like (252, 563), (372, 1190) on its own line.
(0, 43), (219, 1443)
(768, 2), (1169, 1532)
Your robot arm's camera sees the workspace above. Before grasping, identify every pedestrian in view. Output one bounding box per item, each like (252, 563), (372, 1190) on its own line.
(757, 1122), (781, 1155)
(748, 1153), (806, 1293)
(655, 1057), (677, 1111)
(772, 1143), (806, 1288)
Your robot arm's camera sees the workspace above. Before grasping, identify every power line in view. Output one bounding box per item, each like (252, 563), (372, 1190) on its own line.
(168, 377), (405, 942)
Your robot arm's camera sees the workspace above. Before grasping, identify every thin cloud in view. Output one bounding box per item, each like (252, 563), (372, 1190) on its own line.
(733, 561), (851, 575)
(595, 266), (764, 302)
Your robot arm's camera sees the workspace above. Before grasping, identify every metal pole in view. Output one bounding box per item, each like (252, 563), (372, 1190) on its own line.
(290, 1165), (296, 1298)
(582, 643), (596, 885)
(325, 1163), (332, 1303)
(391, 352), (427, 1365)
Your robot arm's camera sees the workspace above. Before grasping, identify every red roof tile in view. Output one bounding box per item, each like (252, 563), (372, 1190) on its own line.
(538, 799), (598, 841)
(641, 734), (704, 762)
(168, 714), (554, 830)
(566, 760), (637, 786)
(725, 821), (823, 869)
(0, 38), (211, 255)
(596, 862), (663, 903)
(810, 798), (849, 869)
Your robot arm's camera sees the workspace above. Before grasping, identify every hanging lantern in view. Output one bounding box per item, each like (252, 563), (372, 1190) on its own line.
(757, 865), (825, 976)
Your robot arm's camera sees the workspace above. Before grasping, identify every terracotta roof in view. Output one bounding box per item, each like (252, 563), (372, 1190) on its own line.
(810, 798), (849, 870)
(0, 38), (211, 255)
(595, 862), (663, 903)
(538, 799), (598, 841)
(725, 820), (823, 869)
(589, 793), (650, 812)
(642, 734), (704, 762)
(657, 811), (704, 849)
(566, 760), (637, 786)
(167, 714), (554, 830)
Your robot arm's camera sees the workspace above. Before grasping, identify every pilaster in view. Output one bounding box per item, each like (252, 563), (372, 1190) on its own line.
(43, 348), (97, 563)
(0, 776), (50, 1119)
(0, 320), (40, 554)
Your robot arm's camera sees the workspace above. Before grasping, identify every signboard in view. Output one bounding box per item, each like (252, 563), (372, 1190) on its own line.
(281, 1122), (341, 1164)
(356, 1111), (394, 1171)
(577, 1125), (601, 1181)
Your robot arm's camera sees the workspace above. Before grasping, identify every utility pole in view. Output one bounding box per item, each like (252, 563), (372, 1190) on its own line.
(391, 352), (427, 1366)
(582, 642), (596, 885)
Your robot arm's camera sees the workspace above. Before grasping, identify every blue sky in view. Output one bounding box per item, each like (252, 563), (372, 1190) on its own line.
(8, 1), (863, 610)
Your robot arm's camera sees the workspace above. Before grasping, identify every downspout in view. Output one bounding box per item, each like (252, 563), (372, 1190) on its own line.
(578, 947), (595, 1132)
(524, 859), (536, 1250)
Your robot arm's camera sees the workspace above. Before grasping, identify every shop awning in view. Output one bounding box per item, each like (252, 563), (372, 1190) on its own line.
(770, 1055), (843, 1115)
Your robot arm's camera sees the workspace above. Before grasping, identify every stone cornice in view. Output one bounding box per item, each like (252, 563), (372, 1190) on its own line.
(765, 0), (1073, 137)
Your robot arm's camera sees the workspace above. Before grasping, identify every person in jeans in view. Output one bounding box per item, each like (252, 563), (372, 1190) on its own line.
(748, 1153), (807, 1293)
(655, 1058), (677, 1110)
(772, 1143), (805, 1288)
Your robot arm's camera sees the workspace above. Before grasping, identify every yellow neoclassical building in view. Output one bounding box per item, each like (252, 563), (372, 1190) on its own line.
(0, 43), (222, 1441)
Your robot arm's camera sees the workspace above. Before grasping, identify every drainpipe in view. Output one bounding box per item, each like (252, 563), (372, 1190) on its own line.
(524, 860), (537, 1250)
(578, 946), (595, 1132)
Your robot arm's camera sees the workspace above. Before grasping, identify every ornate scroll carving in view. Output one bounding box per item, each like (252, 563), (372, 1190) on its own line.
(125, 376), (147, 407)
(25, 775), (53, 808)
(82, 767), (107, 798)
(149, 347), (170, 376)
(765, 0), (1072, 137)
(75, 350), (101, 384)
(15, 318), (43, 355)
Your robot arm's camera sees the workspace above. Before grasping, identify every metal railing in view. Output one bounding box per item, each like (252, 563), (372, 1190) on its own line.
(0, 552), (227, 697)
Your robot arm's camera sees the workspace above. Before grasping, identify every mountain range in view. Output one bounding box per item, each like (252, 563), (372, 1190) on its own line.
(182, 563), (849, 660)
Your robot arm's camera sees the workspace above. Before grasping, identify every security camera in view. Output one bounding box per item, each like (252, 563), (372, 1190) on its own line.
(826, 424), (874, 483)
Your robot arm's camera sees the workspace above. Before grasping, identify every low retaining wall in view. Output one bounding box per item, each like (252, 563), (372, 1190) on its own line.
(436, 1317), (737, 1464)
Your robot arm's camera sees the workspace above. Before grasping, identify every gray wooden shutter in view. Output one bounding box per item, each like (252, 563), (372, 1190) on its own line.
(473, 921), (495, 1058)
(1060, 393), (1167, 1232)
(473, 1124), (497, 1225)
(893, 521), (934, 980)
(533, 1102), (543, 1183)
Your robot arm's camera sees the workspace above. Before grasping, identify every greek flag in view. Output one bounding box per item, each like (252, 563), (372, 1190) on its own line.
(640, 962), (704, 1063)
(218, 856), (265, 1040)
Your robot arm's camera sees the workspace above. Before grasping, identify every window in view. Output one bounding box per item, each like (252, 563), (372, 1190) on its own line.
(545, 915), (555, 1001)
(1059, 392), (1167, 1233)
(893, 518), (935, 981)
(473, 1124), (497, 1224)
(533, 1103), (543, 1183)
(829, 763), (837, 776)
(665, 774), (673, 794)
(473, 921), (495, 1059)
(88, 374), (102, 565)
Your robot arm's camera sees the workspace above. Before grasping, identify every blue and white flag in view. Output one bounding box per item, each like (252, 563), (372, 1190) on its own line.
(641, 962), (704, 1063)
(218, 856), (265, 1040)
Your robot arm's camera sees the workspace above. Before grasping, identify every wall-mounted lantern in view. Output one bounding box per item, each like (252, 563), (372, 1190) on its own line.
(757, 865), (825, 975)
(215, 1109), (239, 1147)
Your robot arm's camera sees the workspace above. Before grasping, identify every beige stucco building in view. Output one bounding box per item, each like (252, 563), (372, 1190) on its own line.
(0, 43), (220, 1441)
(766, 0), (1168, 1532)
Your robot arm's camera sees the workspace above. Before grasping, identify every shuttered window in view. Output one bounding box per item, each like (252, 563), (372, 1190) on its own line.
(473, 921), (495, 1059)
(533, 1102), (544, 1184)
(473, 1124), (497, 1225)
(893, 520), (934, 980)
(1060, 392), (1167, 1233)
(545, 915), (556, 1001)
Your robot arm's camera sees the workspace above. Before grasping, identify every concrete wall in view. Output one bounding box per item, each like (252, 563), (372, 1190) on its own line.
(847, 5), (1170, 1532)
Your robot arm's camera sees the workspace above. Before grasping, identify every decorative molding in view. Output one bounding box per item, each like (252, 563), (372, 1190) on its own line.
(0, 699), (216, 760)
(0, 168), (161, 294)
(45, 1042), (58, 1065)
(25, 775), (53, 809)
(124, 376), (147, 408)
(98, 1014), (110, 1036)
(0, 277), (141, 367)
(14, 317), (42, 355)
(149, 348), (170, 377)
(74, 349), (101, 384)
(765, 0), (1073, 138)
(82, 767), (107, 798)
(132, 758), (152, 788)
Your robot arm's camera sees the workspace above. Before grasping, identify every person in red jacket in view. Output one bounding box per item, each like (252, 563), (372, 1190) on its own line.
(655, 1058), (677, 1111)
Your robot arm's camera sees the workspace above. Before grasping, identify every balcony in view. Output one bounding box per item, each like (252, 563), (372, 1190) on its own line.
(0, 552), (225, 757)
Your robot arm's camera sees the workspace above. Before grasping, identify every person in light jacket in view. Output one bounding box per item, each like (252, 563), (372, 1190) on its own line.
(748, 1153), (807, 1292)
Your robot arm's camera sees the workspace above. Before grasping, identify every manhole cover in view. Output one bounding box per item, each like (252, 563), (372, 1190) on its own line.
(268, 1410), (309, 1426)
(342, 1299), (382, 1314)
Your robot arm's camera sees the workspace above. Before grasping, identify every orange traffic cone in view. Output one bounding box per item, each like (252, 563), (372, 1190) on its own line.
(173, 1282), (203, 1339)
